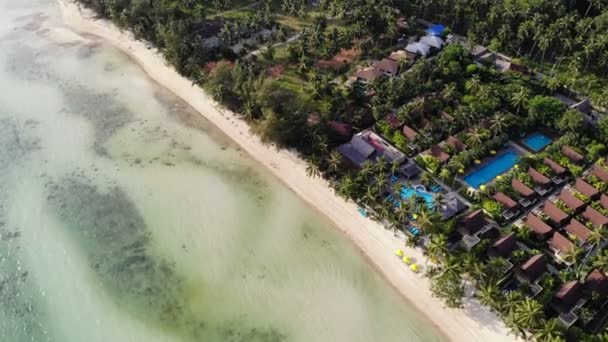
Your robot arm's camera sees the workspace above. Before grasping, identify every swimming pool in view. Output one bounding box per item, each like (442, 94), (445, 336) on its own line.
(400, 185), (435, 208)
(464, 150), (520, 189)
(522, 132), (552, 152)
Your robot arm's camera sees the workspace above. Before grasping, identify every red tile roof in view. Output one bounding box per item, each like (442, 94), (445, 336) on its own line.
(460, 209), (486, 234)
(512, 178), (534, 197)
(543, 201), (569, 224)
(446, 136), (467, 152)
(553, 280), (583, 312)
(564, 219), (592, 242)
(586, 269), (608, 297)
(355, 67), (383, 82)
(525, 213), (553, 238)
(402, 125), (418, 141)
(425, 145), (450, 163)
(544, 158), (566, 175)
(374, 58), (399, 75)
(562, 145), (584, 163)
(601, 194), (608, 211)
(592, 164), (608, 183)
(559, 189), (585, 212)
(518, 254), (547, 283)
(583, 206), (608, 227)
(489, 234), (517, 258)
(575, 178), (599, 199)
(528, 168), (551, 185)
(549, 232), (575, 253)
(493, 192), (518, 210)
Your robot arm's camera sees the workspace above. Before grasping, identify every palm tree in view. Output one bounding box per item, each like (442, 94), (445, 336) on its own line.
(478, 282), (501, 310)
(441, 83), (458, 104)
(327, 150), (342, 174)
(534, 318), (565, 342)
(465, 126), (487, 147)
(438, 168), (452, 184)
(542, 76), (561, 93)
(416, 209), (440, 234)
(432, 193), (445, 210)
(588, 225), (606, 249)
(363, 185), (377, 205)
(489, 112), (508, 136)
(513, 298), (544, 330)
(395, 201), (410, 223)
(593, 250), (608, 272)
(420, 172), (435, 188)
(563, 246), (582, 265)
(510, 87), (530, 114)
(305, 155), (321, 178)
(338, 176), (355, 199)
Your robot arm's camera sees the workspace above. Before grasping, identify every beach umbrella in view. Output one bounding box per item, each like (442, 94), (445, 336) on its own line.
(410, 264), (419, 272)
(474, 159), (481, 164)
(490, 150), (496, 155)
(496, 175), (503, 180)
(395, 249), (404, 257)
(480, 185), (486, 191)
(402, 256), (411, 264)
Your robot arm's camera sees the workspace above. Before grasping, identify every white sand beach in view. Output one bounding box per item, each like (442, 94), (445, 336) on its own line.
(56, 1), (519, 341)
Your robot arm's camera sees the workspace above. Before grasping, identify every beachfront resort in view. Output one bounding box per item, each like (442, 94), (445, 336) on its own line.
(75, 0), (608, 340)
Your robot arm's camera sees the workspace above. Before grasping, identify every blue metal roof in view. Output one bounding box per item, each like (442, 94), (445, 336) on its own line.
(426, 24), (446, 36)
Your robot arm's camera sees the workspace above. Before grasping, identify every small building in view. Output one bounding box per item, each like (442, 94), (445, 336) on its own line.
(529, 168), (551, 187)
(439, 192), (467, 220)
(543, 201), (570, 227)
(564, 219), (592, 245)
(327, 121), (353, 138)
(354, 67), (383, 85)
(549, 232), (575, 262)
(592, 163), (608, 183)
(552, 281), (583, 317)
(512, 178), (535, 207)
(459, 209), (486, 235)
(575, 178), (600, 200)
(559, 189), (585, 213)
(425, 24), (447, 37)
(544, 157), (567, 176)
(398, 161), (421, 180)
(601, 194), (608, 211)
(585, 269), (608, 298)
(470, 45), (488, 59)
(495, 59), (528, 74)
(419, 35), (444, 49)
(493, 192), (520, 220)
(525, 213), (553, 240)
(517, 254), (547, 284)
(402, 125), (419, 141)
(387, 50), (410, 63)
(336, 130), (406, 169)
(582, 206), (608, 227)
(405, 42), (431, 57)
(562, 145), (584, 164)
(423, 145), (450, 163)
(488, 233), (517, 258)
(374, 58), (399, 77)
(446, 136), (467, 153)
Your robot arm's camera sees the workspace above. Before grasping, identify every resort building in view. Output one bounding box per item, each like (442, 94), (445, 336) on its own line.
(564, 219), (592, 245)
(374, 58), (400, 77)
(586, 269), (608, 299)
(542, 201), (570, 227)
(592, 163), (608, 183)
(562, 145), (584, 164)
(544, 157), (567, 183)
(405, 42), (431, 57)
(419, 35), (444, 49)
(574, 178), (600, 200)
(446, 135), (467, 153)
(488, 233), (517, 258)
(551, 281), (585, 327)
(512, 178), (536, 207)
(528, 168), (552, 195)
(493, 191), (520, 220)
(582, 206), (608, 227)
(354, 67), (383, 85)
(524, 213), (553, 240)
(516, 254), (547, 285)
(548, 232), (575, 263)
(337, 130), (406, 169)
(423, 145), (450, 164)
(438, 192), (467, 220)
(558, 189), (585, 214)
(601, 194), (608, 211)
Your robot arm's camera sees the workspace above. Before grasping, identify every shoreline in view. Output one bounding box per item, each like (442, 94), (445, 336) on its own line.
(55, 1), (518, 341)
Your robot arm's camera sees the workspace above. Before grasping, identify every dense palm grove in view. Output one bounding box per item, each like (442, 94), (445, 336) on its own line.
(74, 0), (608, 341)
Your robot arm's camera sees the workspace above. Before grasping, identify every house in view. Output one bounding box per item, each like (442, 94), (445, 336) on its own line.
(493, 192), (520, 220)
(512, 178), (535, 207)
(552, 281), (583, 314)
(419, 35), (444, 49)
(601, 194), (608, 211)
(571, 98), (592, 115)
(525, 213), (553, 240)
(388, 50), (410, 63)
(543, 201), (570, 227)
(549, 232), (575, 261)
(516, 254), (547, 284)
(488, 234), (517, 258)
(446, 136), (467, 153)
(402, 125), (418, 141)
(425, 24), (447, 37)
(439, 192), (467, 220)
(544, 158), (567, 177)
(575, 178), (599, 200)
(562, 145), (584, 164)
(528, 168), (552, 195)
(582, 206), (608, 227)
(585, 269), (608, 298)
(459, 209), (486, 235)
(398, 161), (421, 179)
(405, 42), (431, 57)
(423, 145), (450, 163)
(564, 219), (592, 245)
(559, 189), (585, 213)
(470, 45), (488, 59)
(374, 58), (399, 77)
(495, 59), (528, 74)
(592, 164), (608, 183)
(354, 67), (383, 85)
(336, 130), (406, 169)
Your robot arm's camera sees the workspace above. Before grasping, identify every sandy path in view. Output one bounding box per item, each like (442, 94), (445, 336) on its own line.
(55, 1), (519, 341)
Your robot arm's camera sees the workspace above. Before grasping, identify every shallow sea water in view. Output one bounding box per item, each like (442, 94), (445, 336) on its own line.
(0, 1), (445, 341)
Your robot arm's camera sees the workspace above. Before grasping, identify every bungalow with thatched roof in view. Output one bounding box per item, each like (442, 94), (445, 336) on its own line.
(562, 145), (584, 164)
(423, 145), (450, 163)
(582, 206), (608, 227)
(488, 234), (517, 258)
(446, 136), (467, 153)
(525, 213), (553, 240)
(355, 67), (383, 85)
(574, 178), (599, 200)
(374, 58), (399, 77)
(517, 254), (547, 284)
(543, 201), (570, 227)
(559, 189), (585, 214)
(564, 219), (592, 245)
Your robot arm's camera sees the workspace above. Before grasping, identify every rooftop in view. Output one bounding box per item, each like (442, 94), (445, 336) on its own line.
(586, 269), (608, 297)
(424, 145), (450, 163)
(564, 219), (592, 243)
(512, 178), (535, 197)
(543, 201), (569, 224)
(528, 168), (551, 185)
(553, 280), (583, 313)
(525, 213), (553, 238)
(493, 192), (518, 210)
(446, 136), (467, 152)
(559, 189), (585, 212)
(575, 178), (599, 199)
(375, 58), (399, 75)
(544, 157), (566, 175)
(592, 164), (608, 183)
(582, 206), (608, 227)
(518, 254), (547, 284)
(488, 233), (517, 258)
(562, 145), (584, 163)
(549, 232), (575, 254)
(355, 67), (383, 83)
(402, 125), (418, 141)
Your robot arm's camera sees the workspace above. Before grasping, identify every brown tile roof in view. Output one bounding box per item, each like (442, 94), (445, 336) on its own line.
(525, 213), (553, 238)
(586, 269), (608, 297)
(553, 280), (583, 312)
(460, 209), (486, 234)
(549, 232), (575, 253)
(328, 121), (353, 137)
(493, 192), (518, 210)
(425, 145), (450, 163)
(544, 157), (566, 175)
(374, 58), (399, 75)
(562, 145), (584, 163)
(446, 136), (467, 152)
(512, 178), (534, 197)
(559, 189), (585, 212)
(583, 206), (608, 227)
(385, 112), (402, 129)
(592, 164), (608, 183)
(575, 178), (599, 199)
(402, 125), (418, 141)
(439, 111), (454, 121)
(601, 194), (608, 211)
(564, 219), (592, 242)
(355, 67), (383, 82)
(489, 234), (517, 258)
(528, 168), (551, 185)
(518, 254), (547, 283)
(543, 201), (569, 224)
